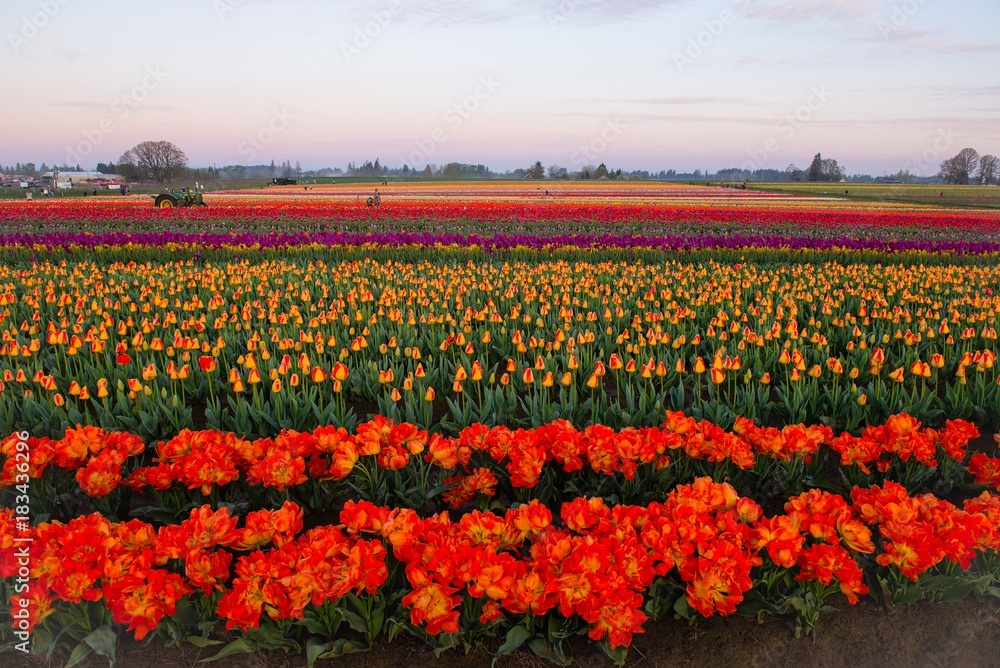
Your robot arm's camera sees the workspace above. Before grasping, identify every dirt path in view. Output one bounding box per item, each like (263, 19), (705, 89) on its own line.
(10, 597), (999, 668)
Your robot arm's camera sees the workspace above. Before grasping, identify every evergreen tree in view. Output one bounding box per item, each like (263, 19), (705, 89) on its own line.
(807, 154), (823, 182)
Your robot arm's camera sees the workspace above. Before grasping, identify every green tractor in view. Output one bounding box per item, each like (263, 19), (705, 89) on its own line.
(152, 188), (206, 208)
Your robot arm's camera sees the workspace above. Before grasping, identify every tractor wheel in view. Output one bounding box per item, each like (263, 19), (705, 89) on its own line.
(155, 195), (176, 209)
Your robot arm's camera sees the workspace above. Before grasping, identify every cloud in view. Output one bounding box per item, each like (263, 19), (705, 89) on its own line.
(872, 84), (1000, 100)
(554, 112), (1000, 134)
(51, 102), (176, 112)
(884, 35), (1000, 54)
(558, 96), (759, 105)
(743, 0), (885, 28)
(47, 46), (90, 61)
(332, 0), (688, 28)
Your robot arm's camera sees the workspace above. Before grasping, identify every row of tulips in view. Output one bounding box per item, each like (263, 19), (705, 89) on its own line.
(4, 198), (1000, 236)
(4, 415), (997, 523)
(3, 480), (1000, 665)
(1, 259), (1000, 443)
(5, 229), (1000, 257)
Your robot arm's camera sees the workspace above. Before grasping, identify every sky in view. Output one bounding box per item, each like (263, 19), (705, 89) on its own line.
(2, 0), (999, 176)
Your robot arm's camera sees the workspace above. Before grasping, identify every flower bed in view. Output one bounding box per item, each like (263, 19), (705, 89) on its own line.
(4, 478), (1000, 665)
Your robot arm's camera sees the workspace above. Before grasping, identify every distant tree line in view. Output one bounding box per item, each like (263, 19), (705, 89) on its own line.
(6, 143), (998, 184)
(0, 162), (86, 177)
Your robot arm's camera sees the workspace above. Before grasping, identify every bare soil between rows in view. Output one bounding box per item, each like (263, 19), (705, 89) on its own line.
(9, 597), (1000, 668)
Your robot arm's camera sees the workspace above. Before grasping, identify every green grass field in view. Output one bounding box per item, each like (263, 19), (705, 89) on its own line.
(745, 182), (1000, 209)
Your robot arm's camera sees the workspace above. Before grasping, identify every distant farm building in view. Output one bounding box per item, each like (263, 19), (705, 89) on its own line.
(41, 171), (125, 190)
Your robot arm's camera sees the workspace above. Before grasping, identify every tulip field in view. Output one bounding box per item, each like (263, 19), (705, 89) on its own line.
(3, 183), (1000, 666)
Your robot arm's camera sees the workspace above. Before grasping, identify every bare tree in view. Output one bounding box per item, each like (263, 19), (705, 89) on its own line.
(784, 164), (803, 181)
(977, 154), (999, 186)
(938, 148), (980, 185)
(821, 158), (845, 181)
(118, 141), (188, 185)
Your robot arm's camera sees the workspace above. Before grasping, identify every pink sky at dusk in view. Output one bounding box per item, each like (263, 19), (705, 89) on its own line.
(3, 0), (998, 175)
